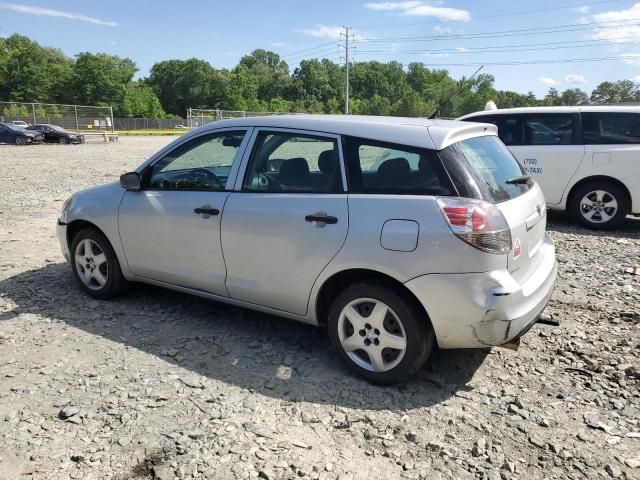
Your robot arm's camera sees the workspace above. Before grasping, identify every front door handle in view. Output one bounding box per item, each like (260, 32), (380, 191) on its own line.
(305, 212), (338, 224)
(194, 205), (220, 217)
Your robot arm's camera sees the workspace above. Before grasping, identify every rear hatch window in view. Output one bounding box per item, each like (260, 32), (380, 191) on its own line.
(439, 135), (530, 203)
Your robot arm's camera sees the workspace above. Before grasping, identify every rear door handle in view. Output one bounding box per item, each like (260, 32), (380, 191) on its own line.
(194, 205), (220, 217)
(305, 212), (338, 224)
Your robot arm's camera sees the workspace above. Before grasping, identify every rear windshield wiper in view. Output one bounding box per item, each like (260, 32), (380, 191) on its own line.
(505, 175), (532, 185)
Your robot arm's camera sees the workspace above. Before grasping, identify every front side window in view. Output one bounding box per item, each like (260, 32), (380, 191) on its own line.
(148, 131), (245, 191)
(582, 112), (640, 144)
(242, 131), (342, 193)
(342, 137), (453, 195)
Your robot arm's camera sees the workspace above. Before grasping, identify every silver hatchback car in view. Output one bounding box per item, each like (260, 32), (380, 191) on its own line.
(57, 116), (557, 384)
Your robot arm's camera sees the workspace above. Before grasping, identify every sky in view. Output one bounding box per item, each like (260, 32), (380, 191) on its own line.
(3, 0), (640, 97)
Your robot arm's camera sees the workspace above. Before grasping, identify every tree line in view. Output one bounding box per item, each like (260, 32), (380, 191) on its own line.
(2, 33), (640, 119)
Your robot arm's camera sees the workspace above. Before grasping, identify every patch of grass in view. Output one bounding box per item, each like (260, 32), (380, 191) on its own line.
(118, 129), (187, 136)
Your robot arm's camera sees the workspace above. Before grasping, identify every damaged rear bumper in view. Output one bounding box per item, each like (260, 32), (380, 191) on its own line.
(405, 233), (557, 349)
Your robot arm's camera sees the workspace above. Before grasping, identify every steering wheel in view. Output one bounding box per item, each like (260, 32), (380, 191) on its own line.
(191, 168), (223, 189)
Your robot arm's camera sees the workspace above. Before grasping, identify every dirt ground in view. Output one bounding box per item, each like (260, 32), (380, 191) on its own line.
(0, 137), (638, 480)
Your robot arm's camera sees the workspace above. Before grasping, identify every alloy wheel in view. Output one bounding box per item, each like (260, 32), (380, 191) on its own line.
(74, 239), (108, 290)
(337, 298), (407, 372)
(579, 189), (618, 224)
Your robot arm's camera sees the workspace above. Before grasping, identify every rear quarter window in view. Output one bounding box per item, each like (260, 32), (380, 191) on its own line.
(439, 135), (529, 203)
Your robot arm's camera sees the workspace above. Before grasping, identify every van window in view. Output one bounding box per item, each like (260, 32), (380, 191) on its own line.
(465, 114), (574, 146)
(342, 137), (454, 195)
(581, 112), (640, 144)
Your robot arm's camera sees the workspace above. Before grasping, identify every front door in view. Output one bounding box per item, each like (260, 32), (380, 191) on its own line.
(222, 129), (348, 315)
(118, 129), (250, 296)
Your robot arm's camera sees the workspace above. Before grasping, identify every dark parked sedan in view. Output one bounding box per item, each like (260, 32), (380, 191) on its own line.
(0, 123), (44, 145)
(26, 124), (85, 144)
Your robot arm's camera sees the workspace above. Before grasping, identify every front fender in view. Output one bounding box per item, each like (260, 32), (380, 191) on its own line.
(63, 182), (131, 278)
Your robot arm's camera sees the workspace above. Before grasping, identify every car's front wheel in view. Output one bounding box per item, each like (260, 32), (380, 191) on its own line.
(59, 137), (68, 144)
(327, 283), (433, 384)
(70, 227), (129, 299)
(569, 181), (629, 230)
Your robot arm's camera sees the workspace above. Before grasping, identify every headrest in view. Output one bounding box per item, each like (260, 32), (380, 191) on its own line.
(318, 150), (338, 174)
(377, 157), (410, 179)
(279, 157), (310, 185)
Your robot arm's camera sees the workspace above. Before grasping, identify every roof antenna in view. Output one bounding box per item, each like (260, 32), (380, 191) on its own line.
(428, 65), (484, 120)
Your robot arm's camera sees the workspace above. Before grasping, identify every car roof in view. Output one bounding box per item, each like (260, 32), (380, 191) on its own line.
(459, 105), (640, 119)
(191, 114), (497, 150)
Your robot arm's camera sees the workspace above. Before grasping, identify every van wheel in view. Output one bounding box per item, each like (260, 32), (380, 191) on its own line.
(70, 227), (130, 299)
(327, 283), (433, 385)
(569, 181), (629, 230)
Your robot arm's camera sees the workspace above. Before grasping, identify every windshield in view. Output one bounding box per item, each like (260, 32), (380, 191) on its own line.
(439, 135), (530, 203)
(49, 125), (67, 133)
(3, 124), (23, 131)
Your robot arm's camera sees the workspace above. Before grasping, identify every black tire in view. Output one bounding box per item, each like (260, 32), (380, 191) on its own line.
(70, 227), (130, 299)
(569, 181), (629, 230)
(327, 283), (434, 385)
(15, 136), (26, 146)
(59, 137), (68, 144)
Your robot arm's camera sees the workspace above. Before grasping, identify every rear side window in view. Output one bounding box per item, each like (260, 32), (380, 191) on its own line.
(242, 131), (342, 193)
(582, 112), (640, 144)
(342, 137), (454, 195)
(439, 135), (529, 203)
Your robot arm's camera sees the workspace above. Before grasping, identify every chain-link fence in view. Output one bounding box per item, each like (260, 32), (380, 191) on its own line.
(0, 101), (114, 132)
(187, 108), (301, 128)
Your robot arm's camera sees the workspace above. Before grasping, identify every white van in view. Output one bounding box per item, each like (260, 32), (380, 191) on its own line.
(459, 106), (640, 229)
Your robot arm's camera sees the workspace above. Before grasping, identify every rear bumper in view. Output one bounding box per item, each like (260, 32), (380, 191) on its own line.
(405, 233), (557, 349)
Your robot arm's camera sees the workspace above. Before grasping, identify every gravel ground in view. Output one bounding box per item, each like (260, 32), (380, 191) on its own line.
(0, 137), (638, 480)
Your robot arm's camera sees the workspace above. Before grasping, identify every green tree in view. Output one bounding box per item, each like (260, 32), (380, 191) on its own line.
(67, 52), (137, 107)
(590, 80), (640, 104)
(119, 81), (166, 117)
(0, 34), (72, 103)
(561, 88), (589, 106)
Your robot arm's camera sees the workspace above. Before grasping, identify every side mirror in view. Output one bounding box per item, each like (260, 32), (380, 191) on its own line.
(120, 172), (141, 191)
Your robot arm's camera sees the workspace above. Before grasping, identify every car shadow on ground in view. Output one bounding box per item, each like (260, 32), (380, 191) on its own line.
(0, 263), (489, 411)
(546, 210), (640, 238)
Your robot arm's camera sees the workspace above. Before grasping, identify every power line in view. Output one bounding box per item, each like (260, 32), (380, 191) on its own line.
(284, 46), (341, 64)
(390, 56), (623, 67)
(356, 37), (640, 56)
(280, 41), (338, 59)
(359, 0), (625, 30)
(358, 18), (640, 43)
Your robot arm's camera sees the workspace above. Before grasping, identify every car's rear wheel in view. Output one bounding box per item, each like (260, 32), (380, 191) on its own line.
(70, 227), (129, 299)
(327, 283), (433, 384)
(569, 181), (629, 230)
(15, 136), (26, 146)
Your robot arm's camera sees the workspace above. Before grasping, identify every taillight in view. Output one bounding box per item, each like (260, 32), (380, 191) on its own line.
(437, 197), (512, 254)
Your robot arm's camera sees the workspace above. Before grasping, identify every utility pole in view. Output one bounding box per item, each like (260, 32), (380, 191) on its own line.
(340, 26), (354, 115)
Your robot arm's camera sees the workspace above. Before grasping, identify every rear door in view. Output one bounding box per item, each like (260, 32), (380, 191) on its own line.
(221, 129), (348, 316)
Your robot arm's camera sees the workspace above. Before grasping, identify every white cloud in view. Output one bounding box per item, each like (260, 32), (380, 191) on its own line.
(565, 74), (587, 84)
(295, 24), (363, 40)
(271, 42), (290, 48)
(432, 25), (453, 35)
(0, 2), (117, 26)
(539, 76), (561, 86)
(590, 3), (640, 44)
(365, 1), (471, 21)
(423, 52), (450, 58)
(575, 5), (591, 14)
(455, 47), (469, 52)
(632, 74), (640, 82)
